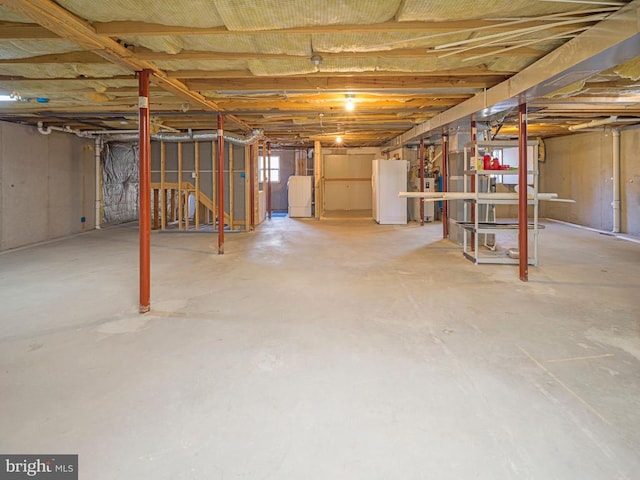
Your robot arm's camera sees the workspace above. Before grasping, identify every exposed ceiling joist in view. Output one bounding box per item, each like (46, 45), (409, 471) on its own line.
(91, 19), (595, 37)
(185, 76), (505, 92)
(0, 0), (252, 131)
(390, 0), (640, 146)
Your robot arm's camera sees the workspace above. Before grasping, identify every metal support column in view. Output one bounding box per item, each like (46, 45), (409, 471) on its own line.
(267, 141), (272, 219)
(442, 134), (448, 239)
(138, 69), (151, 313)
(518, 103), (528, 282)
(249, 144), (256, 230)
(419, 137), (425, 226)
(217, 113), (225, 254)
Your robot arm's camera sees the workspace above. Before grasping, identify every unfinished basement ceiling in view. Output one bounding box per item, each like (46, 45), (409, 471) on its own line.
(0, 0), (638, 146)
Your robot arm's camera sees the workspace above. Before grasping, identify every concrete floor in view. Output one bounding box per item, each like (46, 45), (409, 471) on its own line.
(1, 218), (639, 479)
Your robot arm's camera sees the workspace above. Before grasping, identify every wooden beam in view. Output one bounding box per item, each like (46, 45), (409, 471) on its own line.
(0, 0), (254, 131)
(186, 76), (503, 91)
(93, 19), (598, 37)
(0, 51), (106, 64)
(169, 67), (517, 79)
(0, 21), (58, 39)
(134, 46), (544, 61)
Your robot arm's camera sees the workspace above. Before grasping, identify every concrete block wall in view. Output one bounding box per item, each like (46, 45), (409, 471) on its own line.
(540, 128), (640, 236)
(0, 121), (94, 251)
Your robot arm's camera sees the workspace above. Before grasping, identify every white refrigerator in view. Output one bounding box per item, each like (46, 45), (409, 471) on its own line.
(287, 176), (313, 217)
(372, 159), (408, 224)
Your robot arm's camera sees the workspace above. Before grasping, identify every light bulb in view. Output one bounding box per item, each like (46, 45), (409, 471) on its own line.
(336, 136), (343, 144)
(345, 98), (355, 112)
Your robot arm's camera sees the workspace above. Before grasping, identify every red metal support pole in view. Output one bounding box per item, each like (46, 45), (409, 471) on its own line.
(518, 103), (529, 281)
(470, 119), (476, 250)
(249, 143), (255, 230)
(217, 113), (225, 254)
(138, 69), (151, 313)
(419, 137), (425, 226)
(267, 141), (272, 219)
(442, 134), (449, 239)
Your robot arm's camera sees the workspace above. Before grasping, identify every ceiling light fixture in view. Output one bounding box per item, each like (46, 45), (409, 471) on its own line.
(345, 94), (355, 112)
(336, 135), (343, 144)
(310, 54), (323, 67)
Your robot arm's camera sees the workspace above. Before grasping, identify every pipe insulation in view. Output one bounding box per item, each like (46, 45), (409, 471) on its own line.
(612, 128), (621, 233)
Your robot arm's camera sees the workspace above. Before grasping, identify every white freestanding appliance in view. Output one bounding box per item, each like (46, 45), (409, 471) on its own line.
(287, 175), (313, 217)
(372, 159), (408, 224)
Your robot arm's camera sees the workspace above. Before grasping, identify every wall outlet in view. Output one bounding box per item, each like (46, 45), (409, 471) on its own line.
(191, 172), (197, 178)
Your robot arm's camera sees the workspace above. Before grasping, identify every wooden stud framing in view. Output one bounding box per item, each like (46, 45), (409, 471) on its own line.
(170, 189), (176, 223)
(153, 188), (159, 230)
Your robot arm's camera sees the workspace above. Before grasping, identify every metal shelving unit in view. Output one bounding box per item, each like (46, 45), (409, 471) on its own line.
(460, 140), (539, 265)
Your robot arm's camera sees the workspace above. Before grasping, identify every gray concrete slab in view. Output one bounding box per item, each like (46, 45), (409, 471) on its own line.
(0, 219), (639, 479)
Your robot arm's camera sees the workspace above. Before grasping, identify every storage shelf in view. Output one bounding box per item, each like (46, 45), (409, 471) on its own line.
(463, 169), (536, 175)
(457, 221), (543, 233)
(463, 252), (537, 266)
(459, 140), (540, 267)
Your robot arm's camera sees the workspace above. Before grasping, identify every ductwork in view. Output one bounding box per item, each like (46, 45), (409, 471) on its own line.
(36, 121), (264, 145)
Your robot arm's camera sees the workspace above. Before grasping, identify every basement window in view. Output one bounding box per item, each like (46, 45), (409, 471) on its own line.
(259, 156), (280, 183)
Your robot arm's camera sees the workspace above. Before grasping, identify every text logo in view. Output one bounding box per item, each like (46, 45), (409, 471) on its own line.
(0, 455), (77, 479)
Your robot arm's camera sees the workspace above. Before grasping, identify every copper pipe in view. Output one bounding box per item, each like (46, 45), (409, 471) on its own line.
(138, 69), (151, 313)
(217, 113), (225, 254)
(518, 103), (529, 281)
(419, 137), (425, 226)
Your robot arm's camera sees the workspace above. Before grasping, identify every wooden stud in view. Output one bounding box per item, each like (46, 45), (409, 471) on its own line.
(153, 188), (159, 230)
(170, 189), (176, 223)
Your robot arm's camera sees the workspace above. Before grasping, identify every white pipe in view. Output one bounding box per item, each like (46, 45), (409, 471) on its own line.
(37, 121), (53, 135)
(612, 128), (621, 233)
(94, 137), (102, 230)
(568, 116), (617, 131)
